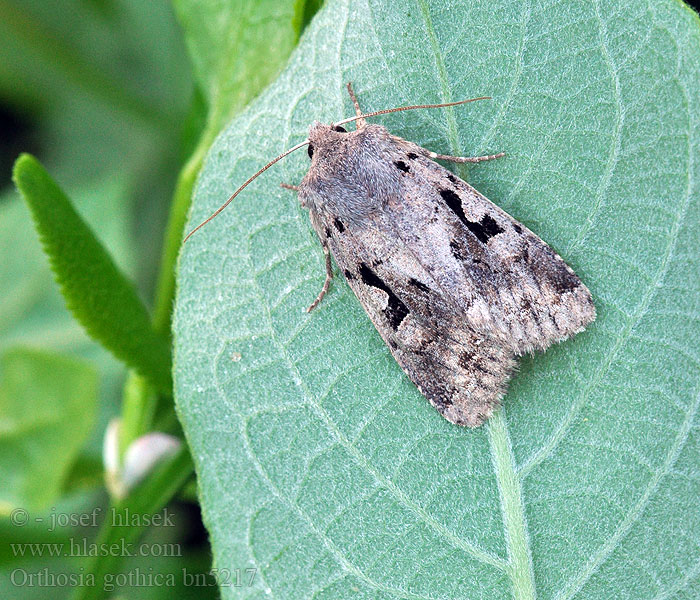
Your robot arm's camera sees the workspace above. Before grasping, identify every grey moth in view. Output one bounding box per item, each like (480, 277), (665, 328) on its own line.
(186, 83), (595, 427)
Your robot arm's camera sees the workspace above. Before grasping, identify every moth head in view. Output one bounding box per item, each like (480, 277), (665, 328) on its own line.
(306, 121), (350, 160)
(182, 90), (493, 243)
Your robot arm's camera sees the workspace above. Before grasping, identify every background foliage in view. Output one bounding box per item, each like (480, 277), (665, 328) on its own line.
(1, 0), (316, 597)
(1, 0), (699, 599)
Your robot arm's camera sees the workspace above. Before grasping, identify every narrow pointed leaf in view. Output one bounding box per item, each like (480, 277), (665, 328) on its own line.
(13, 154), (172, 394)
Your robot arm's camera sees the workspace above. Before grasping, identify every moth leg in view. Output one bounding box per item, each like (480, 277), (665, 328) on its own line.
(280, 182), (299, 191)
(345, 82), (367, 130)
(423, 149), (506, 163)
(307, 242), (334, 312)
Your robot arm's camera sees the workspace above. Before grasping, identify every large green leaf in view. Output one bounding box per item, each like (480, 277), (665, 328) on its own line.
(175, 1), (700, 598)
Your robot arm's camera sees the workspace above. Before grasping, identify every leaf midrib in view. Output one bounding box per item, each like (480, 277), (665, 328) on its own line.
(415, 1), (536, 598)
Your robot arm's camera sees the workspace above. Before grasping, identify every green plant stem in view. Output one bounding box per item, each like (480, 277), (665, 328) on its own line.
(119, 373), (158, 457)
(152, 122), (218, 334)
(71, 446), (194, 600)
(488, 410), (536, 600)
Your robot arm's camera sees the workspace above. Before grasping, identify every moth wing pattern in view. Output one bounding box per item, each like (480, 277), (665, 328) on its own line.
(386, 136), (596, 356)
(308, 209), (516, 427)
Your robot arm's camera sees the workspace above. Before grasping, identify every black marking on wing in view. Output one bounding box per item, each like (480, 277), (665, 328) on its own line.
(447, 173), (457, 184)
(521, 243), (581, 295)
(538, 248), (580, 293)
(458, 350), (474, 370)
(358, 262), (409, 330)
(475, 214), (504, 241)
(550, 267), (580, 293)
(324, 226), (332, 238)
(438, 188), (504, 244)
(513, 223), (523, 234)
(407, 152), (419, 160)
(395, 160), (410, 172)
(408, 277), (430, 292)
(343, 269), (355, 280)
(333, 217), (346, 233)
(449, 239), (465, 261)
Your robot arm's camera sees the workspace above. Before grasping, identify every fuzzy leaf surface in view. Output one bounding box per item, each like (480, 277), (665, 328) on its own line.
(175, 1), (700, 598)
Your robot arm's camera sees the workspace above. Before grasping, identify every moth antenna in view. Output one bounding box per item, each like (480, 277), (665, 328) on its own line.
(183, 139), (310, 242)
(335, 97), (492, 128)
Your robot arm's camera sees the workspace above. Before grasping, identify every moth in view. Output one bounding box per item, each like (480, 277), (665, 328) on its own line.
(186, 83), (595, 427)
